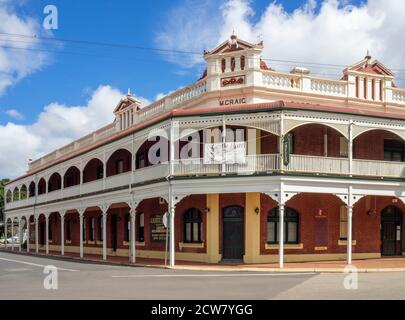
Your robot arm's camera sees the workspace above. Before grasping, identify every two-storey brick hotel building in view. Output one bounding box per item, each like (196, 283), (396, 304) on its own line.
(4, 35), (405, 267)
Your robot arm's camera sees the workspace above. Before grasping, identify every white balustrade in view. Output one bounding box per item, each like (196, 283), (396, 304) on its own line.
(81, 179), (103, 194)
(286, 155), (349, 175)
(62, 185), (81, 198)
(310, 79), (346, 96)
(392, 88), (405, 103)
(352, 159), (405, 178)
(133, 163), (169, 184)
(173, 154), (279, 176)
(105, 172), (132, 189)
(262, 72), (300, 89)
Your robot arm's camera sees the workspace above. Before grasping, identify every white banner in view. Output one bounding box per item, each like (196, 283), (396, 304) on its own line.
(204, 142), (246, 164)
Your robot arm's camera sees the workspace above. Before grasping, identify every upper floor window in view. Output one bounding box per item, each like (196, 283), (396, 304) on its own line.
(221, 58), (226, 73)
(384, 139), (404, 162)
(267, 207), (299, 244)
(184, 208), (203, 243)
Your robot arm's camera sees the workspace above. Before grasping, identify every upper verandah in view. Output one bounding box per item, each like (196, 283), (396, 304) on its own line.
(26, 35), (405, 174)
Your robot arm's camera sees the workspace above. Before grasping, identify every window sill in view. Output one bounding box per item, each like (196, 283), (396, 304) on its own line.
(123, 241), (129, 246)
(265, 243), (303, 250)
(338, 240), (356, 246)
(179, 242), (204, 250)
(65, 240), (72, 244)
(87, 240), (95, 245)
(136, 241), (145, 246)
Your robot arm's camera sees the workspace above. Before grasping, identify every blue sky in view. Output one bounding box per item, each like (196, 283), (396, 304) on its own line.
(0, 0), (365, 126)
(1, 0), (404, 178)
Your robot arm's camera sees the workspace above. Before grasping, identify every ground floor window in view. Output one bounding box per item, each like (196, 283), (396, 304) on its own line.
(83, 218), (86, 241)
(124, 214), (130, 242)
(89, 217), (94, 241)
(48, 220), (52, 241)
(339, 205), (348, 240)
(66, 220), (72, 241)
(184, 208), (203, 243)
(138, 213), (144, 242)
(98, 216), (103, 241)
(267, 207), (299, 244)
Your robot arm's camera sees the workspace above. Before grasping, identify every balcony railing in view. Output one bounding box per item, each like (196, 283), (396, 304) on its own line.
(352, 159), (405, 178)
(7, 154), (405, 210)
(173, 154), (279, 176)
(285, 155), (349, 175)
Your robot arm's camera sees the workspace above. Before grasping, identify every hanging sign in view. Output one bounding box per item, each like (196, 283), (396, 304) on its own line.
(150, 214), (167, 242)
(283, 133), (293, 166)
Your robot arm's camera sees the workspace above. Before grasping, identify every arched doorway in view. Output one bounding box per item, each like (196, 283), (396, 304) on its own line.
(222, 206), (244, 260)
(381, 206), (403, 256)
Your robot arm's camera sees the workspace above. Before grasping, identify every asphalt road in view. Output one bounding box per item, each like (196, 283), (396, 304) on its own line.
(0, 251), (404, 300)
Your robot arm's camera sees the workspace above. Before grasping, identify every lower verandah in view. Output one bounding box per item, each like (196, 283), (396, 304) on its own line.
(8, 193), (405, 264)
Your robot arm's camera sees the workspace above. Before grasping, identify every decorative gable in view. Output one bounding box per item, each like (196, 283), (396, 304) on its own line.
(344, 52), (394, 77)
(114, 89), (141, 131)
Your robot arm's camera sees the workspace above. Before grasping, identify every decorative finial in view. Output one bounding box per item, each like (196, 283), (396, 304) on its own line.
(365, 49), (371, 62)
(127, 88), (132, 96)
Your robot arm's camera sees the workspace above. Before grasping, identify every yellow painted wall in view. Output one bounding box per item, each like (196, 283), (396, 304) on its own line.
(244, 192), (261, 263)
(206, 193), (221, 263)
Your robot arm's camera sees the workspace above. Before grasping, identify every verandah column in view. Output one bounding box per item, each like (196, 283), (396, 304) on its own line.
(45, 213), (49, 255)
(26, 216), (30, 253)
(35, 215), (39, 253)
(11, 218), (14, 251)
(60, 211), (65, 256)
(18, 218), (22, 252)
(347, 205), (353, 265)
(278, 203), (285, 268)
(130, 207), (136, 263)
(102, 208), (107, 260)
(78, 209), (84, 258)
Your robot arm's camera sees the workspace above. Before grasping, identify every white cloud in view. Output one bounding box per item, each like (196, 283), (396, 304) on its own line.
(5, 108), (23, 120)
(0, 85), (149, 178)
(0, 1), (50, 95)
(156, 0), (405, 81)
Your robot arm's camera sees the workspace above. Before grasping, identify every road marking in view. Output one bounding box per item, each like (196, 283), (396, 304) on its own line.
(0, 257), (78, 272)
(112, 272), (316, 278)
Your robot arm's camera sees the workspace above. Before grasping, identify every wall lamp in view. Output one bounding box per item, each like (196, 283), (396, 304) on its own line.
(205, 208), (210, 213)
(254, 207), (260, 214)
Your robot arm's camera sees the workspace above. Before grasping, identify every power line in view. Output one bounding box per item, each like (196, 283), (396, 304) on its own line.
(2, 32), (405, 79)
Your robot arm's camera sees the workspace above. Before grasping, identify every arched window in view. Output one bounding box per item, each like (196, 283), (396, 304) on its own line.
(39, 182), (46, 194)
(12, 187), (19, 201)
(6, 190), (12, 203)
(48, 173), (61, 192)
(83, 158), (104, 183)
(20, 185), (27, 200)
(28, 182), (36, 198)
(184, 208), (203, 243)
(267, 207), (299, 244)
(64, 166), (80, 188)
(221, 58), (226, 73)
